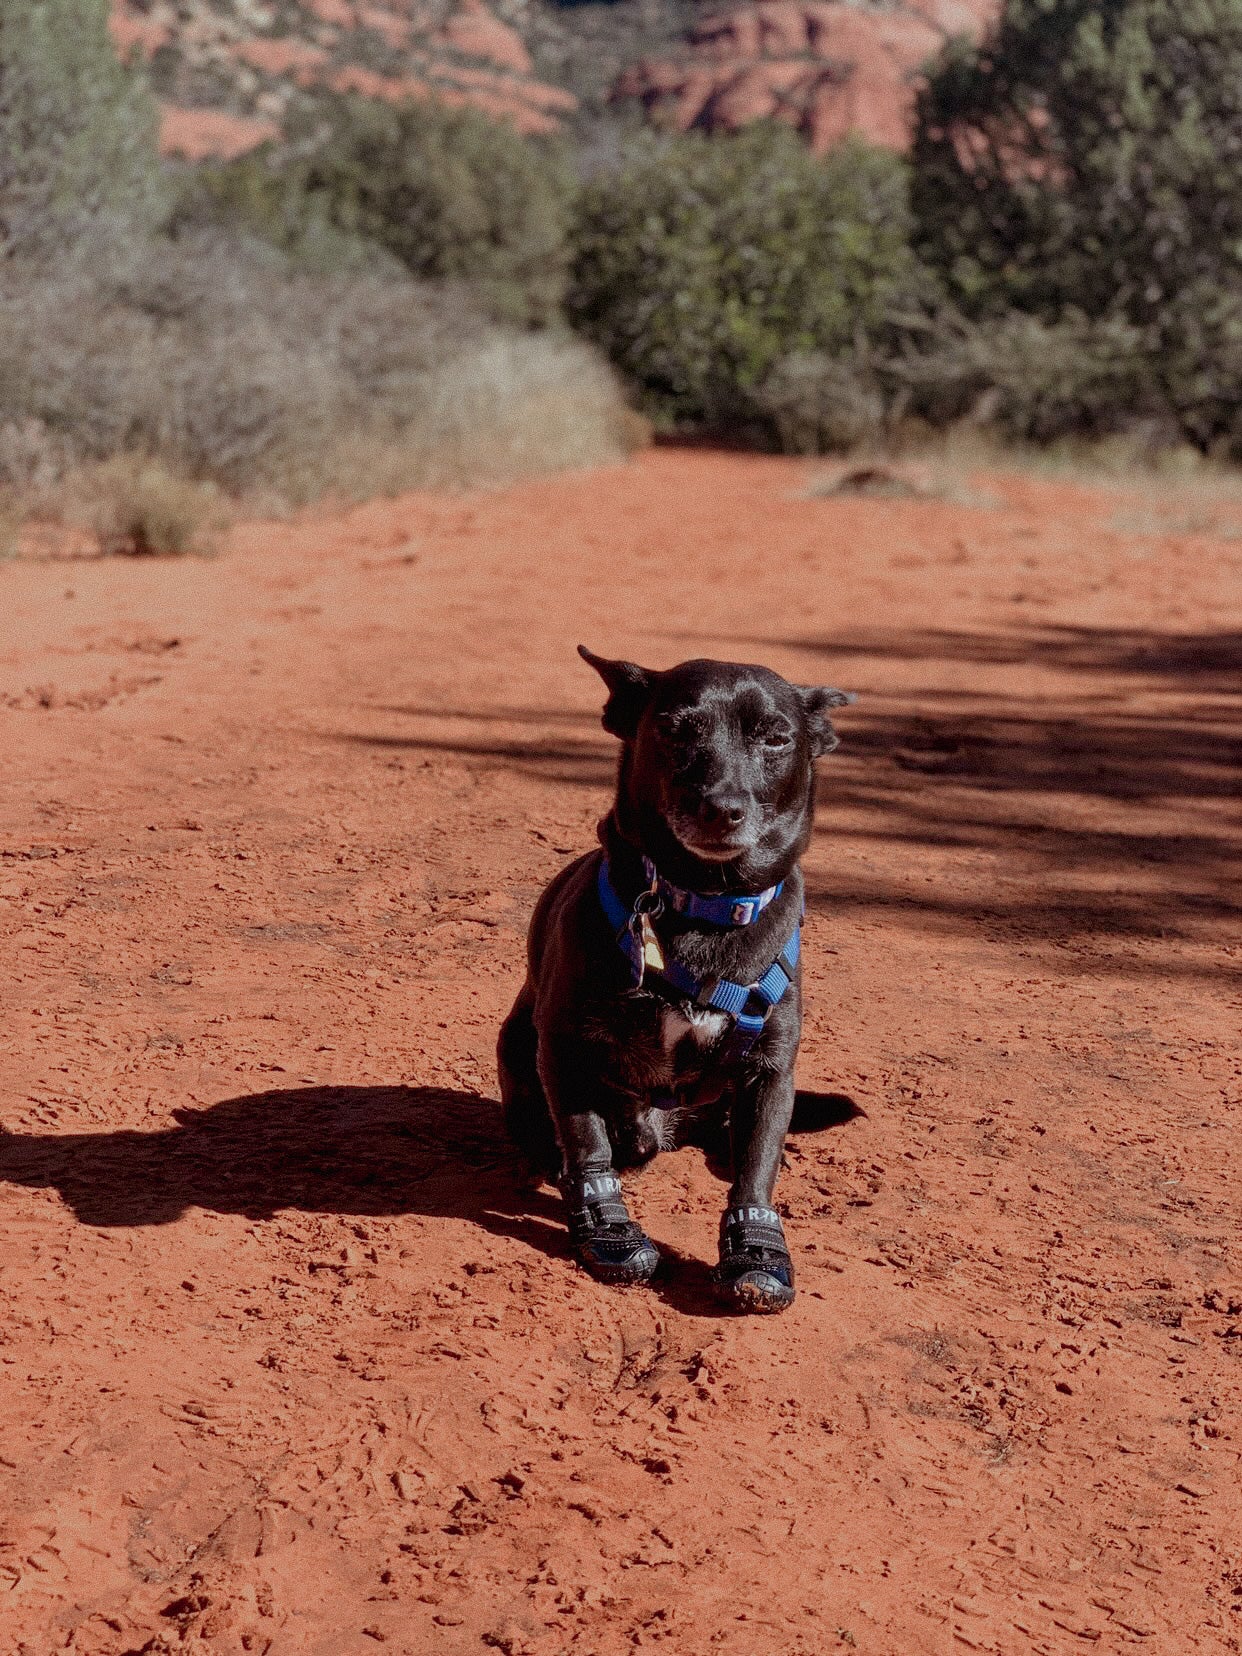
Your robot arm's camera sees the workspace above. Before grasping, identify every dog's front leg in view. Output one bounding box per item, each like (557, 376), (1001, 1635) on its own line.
(714, 1066), (797, 1313)
(536, 1036), (660, 1288)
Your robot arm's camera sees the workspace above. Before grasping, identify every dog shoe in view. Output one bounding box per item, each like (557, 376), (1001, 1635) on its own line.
(559, 1170), (660, 1287)
(712, 1205), (795, 1313)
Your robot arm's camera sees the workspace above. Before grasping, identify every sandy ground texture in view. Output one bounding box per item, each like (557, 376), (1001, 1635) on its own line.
(1, 447), (1240, 1655)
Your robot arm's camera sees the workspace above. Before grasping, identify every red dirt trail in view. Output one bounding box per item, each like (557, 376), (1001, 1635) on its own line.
(1, 448), (1239, 1654)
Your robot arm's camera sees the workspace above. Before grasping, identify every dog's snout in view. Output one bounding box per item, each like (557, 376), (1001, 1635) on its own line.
(698, 794), (747, 830)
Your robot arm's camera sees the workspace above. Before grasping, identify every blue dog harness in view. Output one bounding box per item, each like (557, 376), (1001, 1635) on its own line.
(597, 856), (801, 1059)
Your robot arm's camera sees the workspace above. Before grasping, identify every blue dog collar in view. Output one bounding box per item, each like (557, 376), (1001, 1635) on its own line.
(640, 856), (781, 927)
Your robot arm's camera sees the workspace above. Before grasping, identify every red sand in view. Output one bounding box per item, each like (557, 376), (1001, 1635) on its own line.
(1, 448), (1239, 1653)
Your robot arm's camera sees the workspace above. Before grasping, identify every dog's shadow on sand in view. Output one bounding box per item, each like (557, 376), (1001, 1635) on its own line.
(0, 1085), (860, 1316)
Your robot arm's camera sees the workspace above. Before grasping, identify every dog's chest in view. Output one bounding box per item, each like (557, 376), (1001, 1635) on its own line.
(661, 1003), (729, 1064)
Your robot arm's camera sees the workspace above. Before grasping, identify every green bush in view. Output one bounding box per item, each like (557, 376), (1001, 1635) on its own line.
(752, 354), (888, 454)
(199, 93), (574, 326)
(757, 308), (1170, 455)
(911, 0), (1242, 454)
(567, 126), (922, 427)
(0, 0), (165, 255)
(885, 308), (1157, 444)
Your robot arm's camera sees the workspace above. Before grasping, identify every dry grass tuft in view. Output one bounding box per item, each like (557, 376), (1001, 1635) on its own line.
(807, 424), (1242, 518)
(0, 489), (20, 559)
(326, 333), (643, 500)
(898, 423), (1242, 493)
(71, 457), (230, 556)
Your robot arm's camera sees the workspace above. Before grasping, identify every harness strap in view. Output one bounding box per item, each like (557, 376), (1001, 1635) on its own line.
(720, 1205), (788, 1251)
(558, 1170), (632, 1231)
(597, 856), (800, 1057)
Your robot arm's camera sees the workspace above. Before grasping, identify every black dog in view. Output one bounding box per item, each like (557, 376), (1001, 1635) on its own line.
(498, 648), (849, 1312)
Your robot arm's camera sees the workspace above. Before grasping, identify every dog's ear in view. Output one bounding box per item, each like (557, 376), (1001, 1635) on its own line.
(578, 645), (655, 739)
(798, 685), (854, 758)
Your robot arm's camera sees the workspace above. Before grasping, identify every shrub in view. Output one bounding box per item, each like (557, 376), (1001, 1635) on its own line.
(199, 93), (574, 325)
(0, 226), (633, 504)
(0, 0), (165, 255)
(79, 457), (229, 556)
(880, 308), (1157, 445)
(0, 416), (70, 492)
(322, 331), (643, 498)
(0, 230), (348, 489)
(911, 0), (1242, 454)
(567, 126), (921, 427)
(752, 355), (887, 454)
(756, 309), (1163, 455)
(0, 487), (18, 558)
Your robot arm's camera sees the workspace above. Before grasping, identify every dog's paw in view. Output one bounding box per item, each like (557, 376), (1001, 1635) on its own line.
(712, 1205), (795, 1314)
(576, 1226), (660, 1287)
(713, 1265), (794, 1313)
(560, 1170), (660, 1288)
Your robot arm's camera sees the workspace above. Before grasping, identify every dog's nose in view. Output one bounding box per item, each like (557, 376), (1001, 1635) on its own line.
(698, 795), (747, 830)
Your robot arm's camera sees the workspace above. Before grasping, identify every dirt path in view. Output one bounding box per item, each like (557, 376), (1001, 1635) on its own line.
(1, 448), (1239, 1655)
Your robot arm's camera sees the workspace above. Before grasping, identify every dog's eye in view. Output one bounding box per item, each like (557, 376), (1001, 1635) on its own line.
(655, 713), (692, 744)
(758, 725), (793, 750)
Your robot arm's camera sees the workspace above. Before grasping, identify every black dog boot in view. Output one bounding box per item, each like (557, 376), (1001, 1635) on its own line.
(559, 1170), (660, 1287)
(713, 1204), (795, 1313)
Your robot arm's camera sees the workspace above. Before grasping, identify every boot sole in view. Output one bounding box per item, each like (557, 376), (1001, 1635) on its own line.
(577, 1242), (660, 1287)
(712, 1267), (795, 1313)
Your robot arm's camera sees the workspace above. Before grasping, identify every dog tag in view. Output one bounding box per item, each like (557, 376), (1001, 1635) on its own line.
(640, 912), (665, 973)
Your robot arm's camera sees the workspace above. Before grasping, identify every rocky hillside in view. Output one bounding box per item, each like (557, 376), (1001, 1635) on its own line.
(111, 0), (580, 155)
(615, 0), (997, 150)
(111, 0), (997, 157)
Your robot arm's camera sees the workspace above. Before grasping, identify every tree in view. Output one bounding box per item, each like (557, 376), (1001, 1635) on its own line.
(911, 0), (1242, 450)
(0, 0), (164, 255)
(205, 93), (574, 326)
(568, 126), (918, 426)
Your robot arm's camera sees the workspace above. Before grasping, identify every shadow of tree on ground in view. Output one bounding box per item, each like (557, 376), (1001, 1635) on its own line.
(335, 624), (1240, 973)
